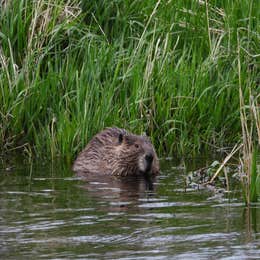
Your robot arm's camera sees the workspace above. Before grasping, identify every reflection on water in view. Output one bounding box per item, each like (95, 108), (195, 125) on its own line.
(0, 156), (259, 259)
(76, 171), (156, 212)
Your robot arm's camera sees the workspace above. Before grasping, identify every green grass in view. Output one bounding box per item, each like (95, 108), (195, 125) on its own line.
(250, 148), (258, 203)
(0, 0), (259, 161)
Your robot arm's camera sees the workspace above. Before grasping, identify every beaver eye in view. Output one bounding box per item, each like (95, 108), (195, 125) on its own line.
(135, 144), (139, 149)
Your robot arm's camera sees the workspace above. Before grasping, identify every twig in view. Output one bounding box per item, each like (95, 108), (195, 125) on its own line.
(207, 143), (243, 184)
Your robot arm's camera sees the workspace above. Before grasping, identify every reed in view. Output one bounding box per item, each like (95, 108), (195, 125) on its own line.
(237, 24), (259, 205)
(0, 0), (259, 160)
(238, 86), (259, 205)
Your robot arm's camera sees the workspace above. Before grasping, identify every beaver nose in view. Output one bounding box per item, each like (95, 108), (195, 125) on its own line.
(145, 153), (154, 163)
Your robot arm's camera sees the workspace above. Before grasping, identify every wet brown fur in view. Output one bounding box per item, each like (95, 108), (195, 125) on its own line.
(72, 127), (159, 176)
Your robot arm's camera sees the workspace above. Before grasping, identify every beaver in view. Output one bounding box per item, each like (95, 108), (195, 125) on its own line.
(72, 127), (159, 176)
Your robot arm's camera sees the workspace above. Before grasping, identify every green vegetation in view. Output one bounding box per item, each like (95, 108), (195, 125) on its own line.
(0, 0), (259, 161)
(250, 148), (258, 203)
(239, 84), (260, 205)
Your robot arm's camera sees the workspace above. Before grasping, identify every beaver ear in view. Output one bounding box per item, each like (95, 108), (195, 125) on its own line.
(142, 132), (150, 141)
(118, 133), (124, 144)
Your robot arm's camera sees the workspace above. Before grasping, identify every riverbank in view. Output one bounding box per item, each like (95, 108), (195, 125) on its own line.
(0, 1), (259, 159)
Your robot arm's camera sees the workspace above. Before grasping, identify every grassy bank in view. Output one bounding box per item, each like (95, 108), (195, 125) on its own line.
(0, 0), (259, 160)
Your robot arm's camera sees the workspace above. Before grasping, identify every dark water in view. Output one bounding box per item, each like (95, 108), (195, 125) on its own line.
(0, 156), (259, 259)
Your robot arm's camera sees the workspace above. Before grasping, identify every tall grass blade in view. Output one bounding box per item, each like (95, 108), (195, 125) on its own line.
(250, 148), (258, 203)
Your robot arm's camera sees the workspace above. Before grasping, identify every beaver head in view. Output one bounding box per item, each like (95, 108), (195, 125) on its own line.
(73, 128), (160, 176)
(112, 131), (159, 176)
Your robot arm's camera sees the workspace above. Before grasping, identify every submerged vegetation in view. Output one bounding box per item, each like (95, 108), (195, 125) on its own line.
(0, 0), (259, 162)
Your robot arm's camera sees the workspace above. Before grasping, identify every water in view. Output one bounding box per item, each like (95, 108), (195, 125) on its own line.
(0, 157), (259, 259)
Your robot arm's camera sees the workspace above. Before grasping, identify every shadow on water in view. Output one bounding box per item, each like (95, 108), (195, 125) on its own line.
(0, 155), (259, 259)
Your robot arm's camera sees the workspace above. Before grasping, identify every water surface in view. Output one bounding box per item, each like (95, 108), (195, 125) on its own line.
(0, 156), (259, 259)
